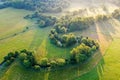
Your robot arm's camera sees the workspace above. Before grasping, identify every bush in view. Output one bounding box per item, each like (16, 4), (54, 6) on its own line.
(4, 56), (10, 61)
(61, 33), (77, 47)
(50, 60), (57, 68)
(40, 58), (48, 67)
(75, 53), (87, 63)
(14, 51), (19, 57)
(23, 59), (31, 68)
(4, 60), (12, 66)
(91, 46), (97, 52)
(70, 43), (93, 64)
(56, 58), (66, 67)
(33, 65), (41, 70)
(8, 52), (14, 57)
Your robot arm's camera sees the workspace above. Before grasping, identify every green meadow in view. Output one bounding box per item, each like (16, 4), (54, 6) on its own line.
(0, 8), (72, 63)
(77, 38), (120, 80)
(0, 7), (120, 80)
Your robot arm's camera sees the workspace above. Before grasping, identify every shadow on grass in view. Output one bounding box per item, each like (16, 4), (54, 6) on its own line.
(0, 51), (105, 80)
(75, 57), (105, 80)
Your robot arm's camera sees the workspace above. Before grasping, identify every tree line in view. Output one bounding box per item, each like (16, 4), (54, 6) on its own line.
(2, 39), (98, 71)
(24, 12), (57, 28)
(0, 0), (70, 13)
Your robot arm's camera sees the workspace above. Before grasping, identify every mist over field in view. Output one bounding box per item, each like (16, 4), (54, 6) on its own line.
(63, 0), (120, 16)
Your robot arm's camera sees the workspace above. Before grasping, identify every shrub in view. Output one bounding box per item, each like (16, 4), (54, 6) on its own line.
(40, 58), (48, 67)
(56, 58), (66, 67)
(20, 49), (27, 53)
(33, 65), (41, 70)
(50, 60), (57, 68)
(23, 59), (31, 68)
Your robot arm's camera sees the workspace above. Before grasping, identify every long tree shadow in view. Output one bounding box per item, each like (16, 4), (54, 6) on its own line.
(46, 49), (105, 80)
(74, 57), (105, 80)
(95, 20), (114, 41)
(29, 26), (51, 51)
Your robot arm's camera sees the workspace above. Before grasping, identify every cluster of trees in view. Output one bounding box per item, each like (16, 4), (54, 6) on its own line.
(3, 51), (19, 66)
(80, 37), (99, 49)
(49, 28), (99, 49)
(18, 49), (36, 68)
(93, 8), (120, 21)
(70, 43), (98, 64)
(70, 37), (99, 64)
(1, 49), (67, 70)
(61, 33), (77, 47)
(0, 0), (70, 13)
(55, 26), (68, 33)
(24, 12), (56, 28)
(54, 16), (95, 33)
(112, 8), (120, 19)
(0, 1), (34, 10)
(95, 15), (111, 21)
(49, 29), (77, 47)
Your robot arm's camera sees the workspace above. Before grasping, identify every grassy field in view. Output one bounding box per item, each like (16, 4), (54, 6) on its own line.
(0, 8), (35, 62)
(0, 8), (72, 63)
(76, 38), (120, 80)
(0, 7), (120, 80)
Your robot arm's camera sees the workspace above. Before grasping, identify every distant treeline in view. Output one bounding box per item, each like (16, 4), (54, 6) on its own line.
(24, 12), (57, 28)
(0, 0), (70, 13)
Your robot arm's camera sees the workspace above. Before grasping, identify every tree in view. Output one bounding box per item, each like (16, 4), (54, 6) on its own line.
(56, 58), (66, 67)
